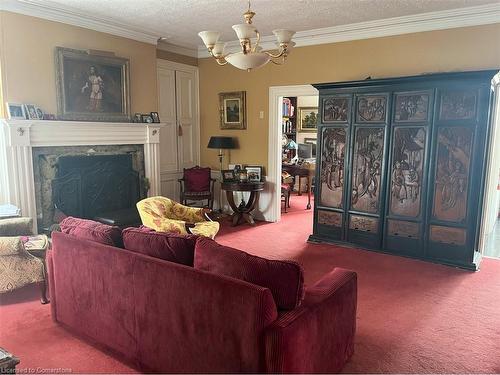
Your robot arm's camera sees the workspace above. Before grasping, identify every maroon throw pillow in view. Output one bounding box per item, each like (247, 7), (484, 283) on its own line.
(59, 217), (122, 247)
(184, 167), (210, 192)
(194, 237), (305, 310)
(122, 227), (197, 266)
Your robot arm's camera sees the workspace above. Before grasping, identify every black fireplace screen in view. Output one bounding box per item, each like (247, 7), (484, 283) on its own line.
(52, 154), (140, 220)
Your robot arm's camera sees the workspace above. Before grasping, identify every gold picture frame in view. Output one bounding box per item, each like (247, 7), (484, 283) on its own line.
(219, 91), (246, 129)
(298, 107), (319, 132)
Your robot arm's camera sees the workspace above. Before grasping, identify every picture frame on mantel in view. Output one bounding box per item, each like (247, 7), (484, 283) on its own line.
(219, 91), (246, 130)
(55, 47), (131, 122)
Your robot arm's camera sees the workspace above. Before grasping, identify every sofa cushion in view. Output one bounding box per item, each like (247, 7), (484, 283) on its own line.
(122, 227), (197, 266)
(184, 167), (211, 192)
(194, 237), (305, 310)
(59, 217), (122, 248)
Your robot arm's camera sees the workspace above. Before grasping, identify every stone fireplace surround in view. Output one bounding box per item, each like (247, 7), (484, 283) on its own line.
(0, 119), (163, 233)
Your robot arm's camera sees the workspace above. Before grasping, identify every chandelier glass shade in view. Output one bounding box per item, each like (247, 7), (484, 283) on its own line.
(198, 3), (295, 71)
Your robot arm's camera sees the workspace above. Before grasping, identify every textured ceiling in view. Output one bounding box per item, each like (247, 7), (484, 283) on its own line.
(22, 0), (499, 48)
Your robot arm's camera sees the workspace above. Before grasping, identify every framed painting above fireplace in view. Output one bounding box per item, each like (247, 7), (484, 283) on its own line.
(55, 47), (131, 122)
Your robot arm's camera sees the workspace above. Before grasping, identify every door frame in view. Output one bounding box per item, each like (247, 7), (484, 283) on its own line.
(478, 71), (500, 253)
(267, 85), (318, 222)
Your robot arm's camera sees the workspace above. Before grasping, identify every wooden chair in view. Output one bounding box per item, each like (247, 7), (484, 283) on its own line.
(281, 183), (291, 213)
(178, 166), (216, 209)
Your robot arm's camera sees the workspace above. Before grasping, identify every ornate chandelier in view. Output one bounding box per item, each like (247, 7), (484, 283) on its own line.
(198, 2), (295, 71)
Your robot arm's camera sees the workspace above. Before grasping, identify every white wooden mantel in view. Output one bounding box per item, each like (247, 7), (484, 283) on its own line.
(0, 119), (164, 233)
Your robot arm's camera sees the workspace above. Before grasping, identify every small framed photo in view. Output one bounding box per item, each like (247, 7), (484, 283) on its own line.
(228, 164), (242, 172)
(35, 107), (44, 120)
(24, 104), (38, 120)
(6, 103), (26, 119)
(150, 112), (160, 123)
(245, 166), (262, 182)
(133, 113), (142, 123)
(222, 170), (235, 182)
(141, 114), (153, 123)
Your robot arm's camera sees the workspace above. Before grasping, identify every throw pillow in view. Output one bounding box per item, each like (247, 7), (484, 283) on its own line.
(194, 237), (305, 310)
(122, 227), (197, 266)
(59, 217), (122, 247)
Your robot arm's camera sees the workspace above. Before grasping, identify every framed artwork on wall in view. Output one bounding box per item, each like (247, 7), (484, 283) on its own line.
(55, 47), (131, 122)
(298, 107), (318, 132)
(219, 91), (247, 129)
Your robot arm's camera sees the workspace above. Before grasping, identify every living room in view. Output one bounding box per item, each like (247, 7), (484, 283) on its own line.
(1, 0), (500, 373)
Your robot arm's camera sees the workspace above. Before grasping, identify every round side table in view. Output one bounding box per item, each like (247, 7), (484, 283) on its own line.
(221, 181), (265, 226)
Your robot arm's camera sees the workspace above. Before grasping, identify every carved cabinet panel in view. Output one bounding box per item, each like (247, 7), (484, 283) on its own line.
(389, 127), (426, 218)
(312, 71), (494, 270)
(350, 127), (385, 213)
(319, 127), (346, 208)
(432, 126), (472, 223)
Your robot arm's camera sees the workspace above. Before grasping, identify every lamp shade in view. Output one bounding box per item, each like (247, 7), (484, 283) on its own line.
(207, 136), (236, 149)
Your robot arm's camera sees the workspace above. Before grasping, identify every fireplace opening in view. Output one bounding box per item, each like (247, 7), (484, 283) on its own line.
(33, 145), (146, 232)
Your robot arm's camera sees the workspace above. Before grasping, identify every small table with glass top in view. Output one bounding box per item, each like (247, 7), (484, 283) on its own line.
(221, 181), (265, 226)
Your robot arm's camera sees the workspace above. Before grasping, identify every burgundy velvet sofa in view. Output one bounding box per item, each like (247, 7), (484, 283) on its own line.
(47, 219), (357, 373)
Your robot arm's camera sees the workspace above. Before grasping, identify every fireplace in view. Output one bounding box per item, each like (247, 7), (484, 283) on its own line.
(32, 144), (147, 232)
(0, 119), (163, 234)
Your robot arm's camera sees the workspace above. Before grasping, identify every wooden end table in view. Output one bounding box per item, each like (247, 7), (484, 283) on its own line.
(221, 181), (265, 226)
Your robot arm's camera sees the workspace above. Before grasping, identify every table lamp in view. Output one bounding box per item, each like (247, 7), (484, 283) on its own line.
(207, 136), (236, 172)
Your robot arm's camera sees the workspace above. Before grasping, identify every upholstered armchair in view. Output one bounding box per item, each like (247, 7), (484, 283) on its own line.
(137, 196), (220, 238)
(178, 166), (215, 209)
(0, 217), (48, 303)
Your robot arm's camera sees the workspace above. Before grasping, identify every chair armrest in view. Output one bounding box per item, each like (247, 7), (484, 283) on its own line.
(145, 218), (189, 235)
(0, 217), (33, 236)
(264, 268), (357, 373)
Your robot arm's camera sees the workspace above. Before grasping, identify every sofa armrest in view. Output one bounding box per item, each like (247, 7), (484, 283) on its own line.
(264, 268), (357, 373)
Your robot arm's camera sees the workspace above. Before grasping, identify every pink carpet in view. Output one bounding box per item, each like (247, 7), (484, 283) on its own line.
(1, 194), (500, 373)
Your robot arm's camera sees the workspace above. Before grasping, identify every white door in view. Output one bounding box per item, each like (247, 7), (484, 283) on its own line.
(157, 65), (179, 199)
(176, 69), (199, 170)
(157, 60), (200, 200)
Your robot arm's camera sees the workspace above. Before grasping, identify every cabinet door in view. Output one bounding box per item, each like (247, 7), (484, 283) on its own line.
(384, 89), (432, 256)
(157, 66), (178, 175)
(347, 126), (386, 248)
(385, 126), (428, 256)
(176, 70), (199, 170)
(427, 86), (482, 266)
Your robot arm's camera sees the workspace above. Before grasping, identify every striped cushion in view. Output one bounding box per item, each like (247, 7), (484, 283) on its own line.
(194, 237), (304, 310)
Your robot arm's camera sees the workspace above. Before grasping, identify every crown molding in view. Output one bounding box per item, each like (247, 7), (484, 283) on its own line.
(198, 3), (500, 57)
(0, 0), (163, 45)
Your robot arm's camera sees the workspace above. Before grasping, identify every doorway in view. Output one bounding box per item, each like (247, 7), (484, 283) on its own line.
(479, 71), (500, 258)
(267, 85), (318, 222)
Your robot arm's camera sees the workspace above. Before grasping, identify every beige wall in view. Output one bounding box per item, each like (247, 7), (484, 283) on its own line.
(0, 11), (158, 117)
(199, 24), (500, 172)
